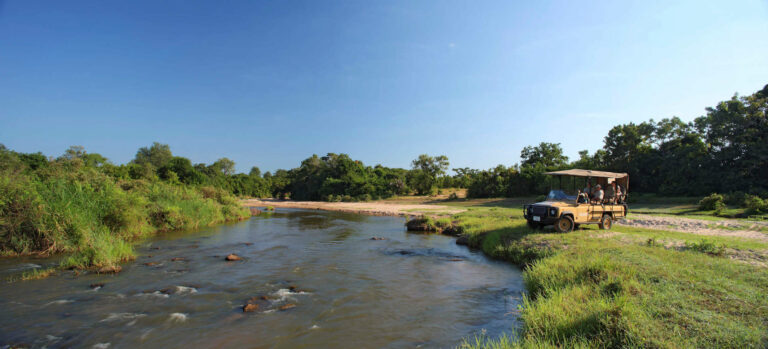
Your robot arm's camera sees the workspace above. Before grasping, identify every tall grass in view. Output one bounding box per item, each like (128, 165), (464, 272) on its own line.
(0, 165), (249, 270)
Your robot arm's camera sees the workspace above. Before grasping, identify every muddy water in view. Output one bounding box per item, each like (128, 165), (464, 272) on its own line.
(0, 209), (524, 348)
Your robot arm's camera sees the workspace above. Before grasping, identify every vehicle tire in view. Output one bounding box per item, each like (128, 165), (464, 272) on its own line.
(527, 220), (541, 230)
(555, 215), (574, 233)
(599, 214), (613, 230)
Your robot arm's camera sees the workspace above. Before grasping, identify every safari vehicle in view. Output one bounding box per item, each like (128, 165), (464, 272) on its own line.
(523, 169), (628, 233)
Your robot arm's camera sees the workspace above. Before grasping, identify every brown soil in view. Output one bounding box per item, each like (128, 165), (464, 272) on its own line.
(617, 214), (768, 242)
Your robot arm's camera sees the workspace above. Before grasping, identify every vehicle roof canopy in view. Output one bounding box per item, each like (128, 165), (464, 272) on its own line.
(544, 169), (629, 192)
(543, 169), (628, 179)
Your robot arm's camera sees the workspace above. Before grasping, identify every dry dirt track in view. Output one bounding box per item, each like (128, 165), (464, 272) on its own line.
(617, 214), (768, 242)
(241, 199), (466, 217)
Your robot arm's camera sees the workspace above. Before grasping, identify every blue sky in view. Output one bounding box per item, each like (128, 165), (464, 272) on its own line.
(1, 1), (767, 173)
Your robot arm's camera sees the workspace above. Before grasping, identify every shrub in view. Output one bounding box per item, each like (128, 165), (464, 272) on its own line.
(699, 193), (725, 211)
(0, 176), (45, 253)
(448, 192), (459, 200)
(744, 195), (767, 214)
(685, 239), (725, 256)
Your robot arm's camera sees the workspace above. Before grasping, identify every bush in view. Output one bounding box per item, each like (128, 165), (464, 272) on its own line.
(685, 239), (725, 256)
(744, 195), (767, 214)
(448, 192), (459, 200)
(699, 193), (725, 211)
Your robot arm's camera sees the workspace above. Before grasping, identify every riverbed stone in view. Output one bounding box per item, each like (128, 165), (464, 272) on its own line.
(279, 304), (296, 311)
(456, 235), (469, 246)
(243, 303), (259, 312)
(98, 265), (122, 274)
(171, 257), (186, 261)
(225, 254), (242, 261)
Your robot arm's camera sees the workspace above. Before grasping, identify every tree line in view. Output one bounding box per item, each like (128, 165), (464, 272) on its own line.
(463, 84), (768, 198)
(2, 83), (766, 202)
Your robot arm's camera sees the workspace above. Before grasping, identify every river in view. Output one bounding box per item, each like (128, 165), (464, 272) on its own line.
(0, 209), (524, 348)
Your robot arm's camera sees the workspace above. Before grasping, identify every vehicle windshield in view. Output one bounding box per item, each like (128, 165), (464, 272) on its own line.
(547, 190), (577, 202)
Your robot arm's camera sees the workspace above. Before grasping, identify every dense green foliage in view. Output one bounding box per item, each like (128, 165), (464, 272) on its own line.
(0, 146), (249, 268)
(282, 153), (411, 201)
(463, 84), (768, 199)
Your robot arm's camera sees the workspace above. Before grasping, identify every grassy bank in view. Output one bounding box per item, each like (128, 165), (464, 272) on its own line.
(0, 162), (249, 271)
(441, 203), (768, 348)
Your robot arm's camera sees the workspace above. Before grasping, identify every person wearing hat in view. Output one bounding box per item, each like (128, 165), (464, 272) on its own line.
(591, 184), (604, 204)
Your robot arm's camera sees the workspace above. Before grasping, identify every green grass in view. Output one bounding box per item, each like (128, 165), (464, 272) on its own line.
(1, 167), (250, 273)
(628, 197), (768, 220)
(444, 202), (768, 348)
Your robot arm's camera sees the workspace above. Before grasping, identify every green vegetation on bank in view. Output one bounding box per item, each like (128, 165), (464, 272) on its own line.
(444, 202), (768, 348)
(0, 146), (249, 269)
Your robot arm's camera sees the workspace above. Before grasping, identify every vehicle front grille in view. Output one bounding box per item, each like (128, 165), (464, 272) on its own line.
(531, 205), (548, 217)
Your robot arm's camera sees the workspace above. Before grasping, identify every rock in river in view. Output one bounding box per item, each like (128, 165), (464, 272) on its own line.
(243, 303), (259, 312)
(279, 304), (296, 311)
(225, 254), (242, 261)
(98, 265), (122, 274)
(456, 235), (469, 246)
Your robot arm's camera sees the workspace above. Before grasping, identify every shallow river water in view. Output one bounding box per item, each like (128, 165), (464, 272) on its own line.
(0, 209), (524, 348)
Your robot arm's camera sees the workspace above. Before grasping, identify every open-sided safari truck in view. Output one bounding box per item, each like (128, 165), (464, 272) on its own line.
(523, 169), (628, 233)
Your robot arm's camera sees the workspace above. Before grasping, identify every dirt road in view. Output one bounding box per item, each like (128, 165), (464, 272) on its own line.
(617, 214), (768, 241)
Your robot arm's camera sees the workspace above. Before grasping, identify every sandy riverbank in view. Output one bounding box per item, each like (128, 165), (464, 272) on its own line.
(241, 199), (465, 217)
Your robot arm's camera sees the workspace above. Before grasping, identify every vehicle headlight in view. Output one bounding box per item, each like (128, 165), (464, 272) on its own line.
(549, 208), (557, 216)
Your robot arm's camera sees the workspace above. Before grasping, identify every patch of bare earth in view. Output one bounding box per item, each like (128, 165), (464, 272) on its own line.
(725, 248), (768, 267)
(617, 214), (768, 242)
(240, 199), (465, 217)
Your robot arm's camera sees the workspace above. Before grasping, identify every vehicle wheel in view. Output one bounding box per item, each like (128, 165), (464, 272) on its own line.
(555, 216), (574, 233)
(527, 220), (541, 230)
(599, 214), (613, 230)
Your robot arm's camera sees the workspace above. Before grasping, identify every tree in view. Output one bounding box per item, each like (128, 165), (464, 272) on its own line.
(249, 166), (261, 177)
(60, 146), (107, 167)
(520, 143), (568, 168)
(62, 145), (86, 160)
(212, 158), (236, 176)
(410, 154), (449, 195)
(133, 142), (172, 169)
